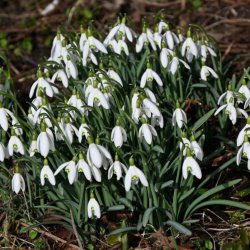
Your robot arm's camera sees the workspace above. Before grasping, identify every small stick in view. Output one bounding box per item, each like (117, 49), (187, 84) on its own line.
(20, 221), (80, 250)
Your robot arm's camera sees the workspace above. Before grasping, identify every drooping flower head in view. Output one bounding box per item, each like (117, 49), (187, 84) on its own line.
(87, 192), (101, 219)
(12, 165), (25, 194)
(182, 146), (202, 179)
(124, 157), (148, 191)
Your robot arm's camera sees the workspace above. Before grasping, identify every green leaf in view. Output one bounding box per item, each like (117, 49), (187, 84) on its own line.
(191, 199), (250, 213)
(178, 187), (195, 202)
(107, 205), (125, 211)
(108, 227), (137, 236)
(29, 230), (38, 240)
(192, 108), (215, 132)
(165, 220), (192, 236)
(185, 179), (242, 219)
(152, 145), (164, 154)
(142, 207), (157, 227)
(154, 180), (174, 192)
(136, 50), (148, 78)
(118, 198), (134, 211)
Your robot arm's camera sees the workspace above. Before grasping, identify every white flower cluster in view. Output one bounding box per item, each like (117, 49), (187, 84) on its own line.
(5, 15), (221, 219)
(215, 79), (250, 168)
(172, 100), (204, 179)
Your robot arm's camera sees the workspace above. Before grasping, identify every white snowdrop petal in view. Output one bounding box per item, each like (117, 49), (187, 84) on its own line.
(124, 167), (132, 192)
(236, 145), (243, 165)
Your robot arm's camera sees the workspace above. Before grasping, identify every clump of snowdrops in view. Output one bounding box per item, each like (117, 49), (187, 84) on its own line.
(1, 14), (249, 244)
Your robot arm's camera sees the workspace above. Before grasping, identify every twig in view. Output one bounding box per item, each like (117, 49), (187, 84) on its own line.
(70, 209), (84, 250)
(19, 221), (80, 250)
(144, 0), (182, 7)
(205, 18), (250, 30)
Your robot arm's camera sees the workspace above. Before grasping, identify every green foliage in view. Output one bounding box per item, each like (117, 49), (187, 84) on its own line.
(0, 14), (250, 249)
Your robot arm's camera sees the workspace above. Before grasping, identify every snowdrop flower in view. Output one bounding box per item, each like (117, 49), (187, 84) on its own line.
(55, 115), (65, 141)
(30, 89), (43, 115)
(84, 29), (107, 54)
(239, 79), (250, 108)
(236, 103), (248, 121)
(87, 136), (113, 169)
(106, 38), (118, 53)
(60, 39), (71, 64)
(177, 28), (184, 43)
(13, 120), (24, 137)
(214, 97), (237, 124)
(104, 16), (134, 45)
(107, 68), (123, 86)
(29, 134), (38, 157)
(201, 39), (217, 60)
(77, 153), (92, 181)
(237, 117), (250, 146)
(111, 120), (127, 147)
(87, 193), (101, 219)
(0, 142), (8, 161)
(108, 154), (127, 180)
(217, 84), (234, 105)
(29, 69), (55, 98)
(33, 98), (53, 127)
(169, 53), (190, 75)
(27, 108), (35, 125)
(85, 81), (110, 109)
(40, 159), (56, 186)
(0, 101), (16, 131)
(65, 55), (78, 79)
(54, 157), (78, 184)
(67, 89), (78, 107)
(91, 166), (102, 182)
(142, 95), (161, 118)
(179, 132), (191, 156)
(200, 60), (218, 81)
(181, 29), (198, 59)
(236, 135), (250, 169)
(182, 147), (202, 179)
(132, 107), (142, 124)
(190, 135), (204, 161)
(140, 62), (163, 88)
(70, 93), (87, 118)
(78, 117), (90, 143)
(8, 129), (24, 156)
(153, 26), (162, 49)
(124, 157), (148, 192)
(151, 113), (164, 128)
(63, 115), (78, 144)
(37, 123), (55, 158)
(51, 69), (68, 88)
(163, 25), (179, 50)
(50, 30), (64, 62)
(160, 42), (173, 68)
(172, 102), (187, 128)
(158, 19), (168, 34)
(82, 49), (98, 66)
(115, 35), (129, 56)
(12, 167), (25, 194)
(139, 118), (157, 145)
(79, 25), (87, 52)
(136, 24), (156, 53)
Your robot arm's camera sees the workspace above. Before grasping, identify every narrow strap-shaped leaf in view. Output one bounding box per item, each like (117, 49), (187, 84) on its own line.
(165, 220), (192, 236)
(190, 199), (250, 214)
(192, 108), (215, 132)
(142, 207), (157, 227)
(108, 227), (137, 236)
(184, 179), (241, 219)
